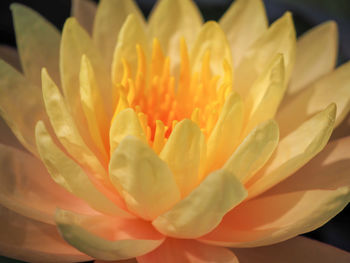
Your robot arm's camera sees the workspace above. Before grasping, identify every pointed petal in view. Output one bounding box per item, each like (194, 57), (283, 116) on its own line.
(160, 119), (206, 197)
(93, 0), (144, 72)
(220, 0), (268, 67)
(235, 12), (296, 99)
(149, 0), (202, 72)
(110, 136), (180, 220)
(206, 92), (243, 172)
(232, 236), (350, 263)
(0, 143), (94, 225)
(277, 61), (350, 137)
(191, 21), (232, 76)
(224, 120), (279, 184)
(152, 169), (247, 238)
(0, 45), (21, 70)
(288, 21), (338, 97)
(11, 4), (60, 86)
(0, 60), (47, 156)
(247, 104), (336, 198)
(55, 209), (164, 261)
(138, 239), (238, 263)
(200, 136), (350, 247)
(0, 206), (92, 263)
(35, 121), (132, 218)
(71, 0), (97, 35)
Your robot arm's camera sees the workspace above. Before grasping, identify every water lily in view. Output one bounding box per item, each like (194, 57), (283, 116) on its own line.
(0, 0), (349, 262)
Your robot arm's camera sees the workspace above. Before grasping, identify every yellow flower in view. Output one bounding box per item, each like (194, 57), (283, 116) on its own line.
(0, 0), (349, 262)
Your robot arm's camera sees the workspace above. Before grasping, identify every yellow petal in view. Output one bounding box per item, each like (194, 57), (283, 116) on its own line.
(111, 14), (149, 86)
(235, 12), (296, 99)
(35, 121), (132, 218)
(55, 209), (164, 261)
(191, 21), (232, 76)
(220, 0), (268, 67)
(206, 92), (244, 173)
(93, 0), (145, 72)
(152, 169), (247, 238)
(11, 4), (61, 87)
(224, 120), (279, 184)
(160, 119), (206, 197)
(42, 68), (107, 179)
(148, 0), (203, 73)
(0, 45), (21, 70)
(80, 55), (109, 161)
(61, 18), (112, 121)
(0, 60), (47, 156)
(288, 21), (338, 97)
(71, 0), (97, 35)
(248, 104), (336, 198)
(244, 54), (285, 135)
(109, 109), (147, 155)
(109, 136), (180, 220)
(277, 61), (350, 137)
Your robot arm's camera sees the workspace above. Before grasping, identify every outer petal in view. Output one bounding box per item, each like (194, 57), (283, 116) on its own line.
(0, 45), (21, 70)
(220, 0), (268, 67)
(277, 61), (350, 137)
(247, 104), (336, 198)
(109, 136), (180, 220)
(0, 143), (94, 225)
(55, 209), (164, 261)
(137, 239), (238, 263)
(160, 119), (205, 197)
(11, 4), (61, 86)
(148, 0), (203, 73)
(152, 169), (247, 238)
(0, 206), (92, 263)
(235, 12), (296, 99)
(93, 0), (144, 72)
(287, 21), (338, 97)
(200, 136), (350, 247)
(71, 0), (97, 35)
(0, 117), (24, 150)
(232, 236), (350, 263)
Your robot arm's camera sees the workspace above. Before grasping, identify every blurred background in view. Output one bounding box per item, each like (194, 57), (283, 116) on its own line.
(0, 0), (349, 262)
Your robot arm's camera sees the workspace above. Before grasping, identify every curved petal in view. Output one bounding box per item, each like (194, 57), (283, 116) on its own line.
(152, 169), (247, 238)
(235, 12), (296, 99)
(0, 45), (21, 70)
(277, 61), (350, 137)
(71, 0), (97, 35)
(287, 21), (338, 97)
(200, 136), (350, 247)
(0, 117), (24, 150)
(137, 239), (238, 263)
(55, 209), (164, 261)
(247, 103), (336, 198)
(109, 136), (180, 220)
(0, 143), (94, 225)
(0, 205), (92, 263)
(231, 236), (350, 263)
(220, 0), (268, 67)
(11, 4), (61, 87)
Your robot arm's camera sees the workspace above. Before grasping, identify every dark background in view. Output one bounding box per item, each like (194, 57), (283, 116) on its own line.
(0, 0), (349, 262)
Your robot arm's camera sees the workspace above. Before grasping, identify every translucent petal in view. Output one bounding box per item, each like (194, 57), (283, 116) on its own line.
(0, 45), (21, 70)
(160, 119), (206, 197)
(288, 21), (338, 97)
(200, 137), (350, 247)
(55, 209), (164, 261)
(109, 136), (180, 220)
(11, 4), (61, 86)
(235, 12), (296, 99)
(152, 169), (247, 238)
(137, 239), (238, 263)
(224, 120), (279, 184)
(35, 121), (132, 218)
(277, 61), (350, 137)
(71, 0), (97, 35)
(220, 0), (268, 67)
(247, 104), (336, 199)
